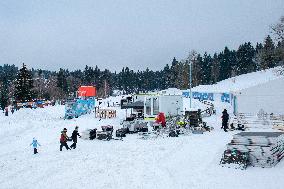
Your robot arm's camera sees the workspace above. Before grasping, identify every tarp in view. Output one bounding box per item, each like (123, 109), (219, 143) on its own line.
(65, 98), (95, 119)
(121, 101), (144, 109)
(78, 86), (96, 97)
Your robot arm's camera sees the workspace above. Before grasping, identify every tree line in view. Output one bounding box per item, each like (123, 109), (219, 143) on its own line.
(0, 16), (283, 110)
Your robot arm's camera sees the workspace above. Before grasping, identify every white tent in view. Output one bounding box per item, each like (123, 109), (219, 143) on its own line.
(233, 77), (284, 115)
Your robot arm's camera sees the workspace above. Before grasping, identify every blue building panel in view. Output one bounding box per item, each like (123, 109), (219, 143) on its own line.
(65, 98), (95, 119)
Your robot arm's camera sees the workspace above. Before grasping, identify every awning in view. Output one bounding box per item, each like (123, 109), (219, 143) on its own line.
(121, 100), (144, 109)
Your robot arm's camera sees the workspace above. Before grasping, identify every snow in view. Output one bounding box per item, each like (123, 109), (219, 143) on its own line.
(192, 67), (284, 93)
(1, 104), (283, 189)
(1, 68), (284, 189)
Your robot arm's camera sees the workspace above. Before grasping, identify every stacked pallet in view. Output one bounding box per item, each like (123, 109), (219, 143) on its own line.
(226, 132), (284, 168)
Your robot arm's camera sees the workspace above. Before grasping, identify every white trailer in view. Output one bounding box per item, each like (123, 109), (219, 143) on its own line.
(144, 95), (183, 119)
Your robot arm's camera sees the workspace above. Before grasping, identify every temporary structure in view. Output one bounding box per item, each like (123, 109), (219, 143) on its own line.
(233, 77), (284, 115)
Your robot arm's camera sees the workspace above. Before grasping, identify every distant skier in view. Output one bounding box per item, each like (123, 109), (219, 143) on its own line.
(4, 107), (8, 116)
(70, 126), (81, 149)
(30, 137), (41, 154)
(60, 128), (71, 151)
(222, 109), (229, 132)
(11, 107), (14, 114)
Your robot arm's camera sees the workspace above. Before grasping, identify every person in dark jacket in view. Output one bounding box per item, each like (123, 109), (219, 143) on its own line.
(11, 107), (14, 114)
(70, 126), (81, 149)
(5, 107), (8, 116)
(222, 109), (229, 132)
(60, 128), (71, 151)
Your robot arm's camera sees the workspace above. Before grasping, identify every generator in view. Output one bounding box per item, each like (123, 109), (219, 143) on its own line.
(96, 131), (112, 140)
(116, 128), (127, 137)
(96, 125), (113, 140)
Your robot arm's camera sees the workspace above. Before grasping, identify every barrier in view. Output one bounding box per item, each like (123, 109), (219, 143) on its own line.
(65, 98), (95, 119)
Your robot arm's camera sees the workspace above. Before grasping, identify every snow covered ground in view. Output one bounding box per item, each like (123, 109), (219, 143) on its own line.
(0, 102), (284, 189)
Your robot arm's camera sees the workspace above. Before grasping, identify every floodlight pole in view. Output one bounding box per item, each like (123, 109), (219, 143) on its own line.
(189, 61), (192, 109)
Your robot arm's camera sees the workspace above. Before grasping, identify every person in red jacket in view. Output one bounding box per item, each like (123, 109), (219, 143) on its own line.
(60, 128), (71, 151)
(155, 112), (166, 127)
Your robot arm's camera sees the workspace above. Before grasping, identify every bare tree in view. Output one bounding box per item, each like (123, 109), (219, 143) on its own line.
(271, 16), (284, 42)
(271, 16), (284, 75)
(186, 50), (202, 87)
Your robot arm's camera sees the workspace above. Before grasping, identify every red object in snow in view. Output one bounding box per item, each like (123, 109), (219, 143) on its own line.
(78, 86), (96, 97)
(155, 112), (166, 127)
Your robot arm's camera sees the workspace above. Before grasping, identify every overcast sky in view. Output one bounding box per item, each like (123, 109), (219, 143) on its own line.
(0, 0), (283, 72)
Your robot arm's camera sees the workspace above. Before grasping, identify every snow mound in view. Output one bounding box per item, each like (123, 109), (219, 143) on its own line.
(192, 67), (284, 93)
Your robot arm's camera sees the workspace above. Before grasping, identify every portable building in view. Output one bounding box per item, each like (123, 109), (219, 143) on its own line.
(144, 95), (183, 119)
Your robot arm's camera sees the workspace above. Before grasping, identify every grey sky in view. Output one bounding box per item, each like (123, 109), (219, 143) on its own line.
(0, 0), (283, 72)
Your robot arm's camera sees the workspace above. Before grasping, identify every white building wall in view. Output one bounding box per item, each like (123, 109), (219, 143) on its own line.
(159, 95), (183, 116)
(235, 78), (284, 114)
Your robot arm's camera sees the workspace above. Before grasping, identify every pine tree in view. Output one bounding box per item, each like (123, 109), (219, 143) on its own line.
(236, 42), (256, 75)
(162, 64), (172, 89)
(275, 41), (284, 65)
(202, 52), (213, 84)
(219, 47), (233, 81)
(170, 57), (179, 88)
(83, 65), (94, 85)
(0, 77), (9, 110)
(57, 68), (69, 94)
(14, 63), (34, 102)
(211, 53), (220, 84)
(259, 35), (276, 69)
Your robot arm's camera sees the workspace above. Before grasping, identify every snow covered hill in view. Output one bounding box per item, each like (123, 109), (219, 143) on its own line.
(193, 66), (284, 92)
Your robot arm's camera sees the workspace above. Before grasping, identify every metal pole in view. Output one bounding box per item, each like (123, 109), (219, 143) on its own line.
(189, 62), (192, 109)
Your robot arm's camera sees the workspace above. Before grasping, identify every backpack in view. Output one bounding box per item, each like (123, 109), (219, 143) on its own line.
(60, 134), (65, 142)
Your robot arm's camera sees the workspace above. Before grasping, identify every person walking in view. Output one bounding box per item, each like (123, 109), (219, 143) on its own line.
(70, 126), (81, 149)
(11, 107), (15, 114)
(4, 107), (8, 116)
(60, 128), (71, 151)
(222, 109), (229, 132)
(30, 137), (41, 154)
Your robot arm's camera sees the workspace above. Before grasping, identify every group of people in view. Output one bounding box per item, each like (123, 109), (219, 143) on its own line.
(30, 126), (81, 154)
(4, 106), (15, 116)
(60, 126), (81, 151)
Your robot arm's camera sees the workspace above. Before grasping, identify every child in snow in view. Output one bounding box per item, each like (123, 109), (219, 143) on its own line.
(70, 126), (81, 149)
(30, 137), (41, 154)
(60, 128), (71, 151)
